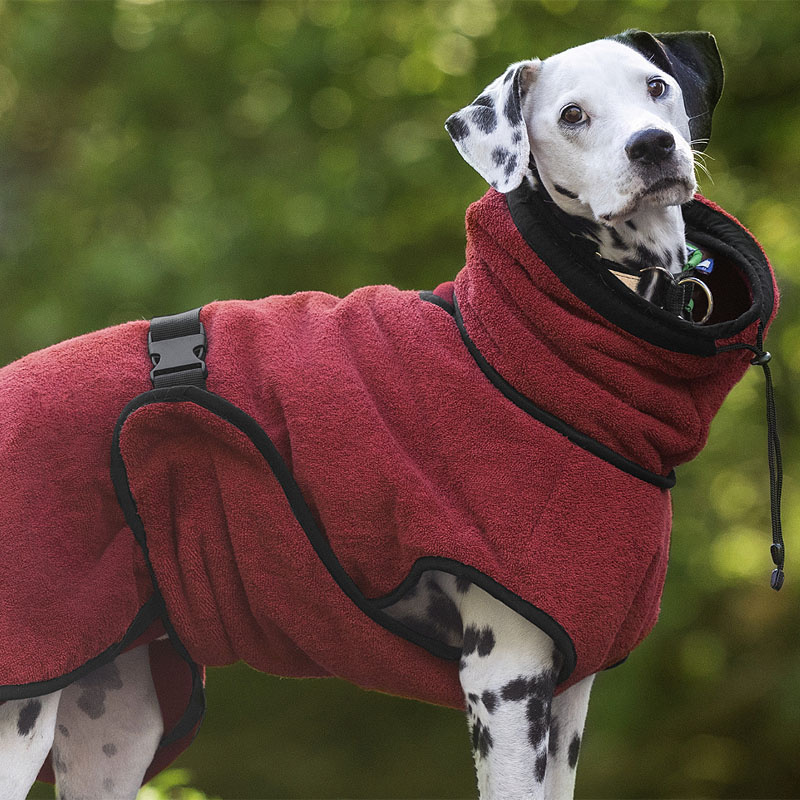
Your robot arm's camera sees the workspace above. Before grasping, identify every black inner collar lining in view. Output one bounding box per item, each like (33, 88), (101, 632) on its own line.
(505, 182), (773, 355)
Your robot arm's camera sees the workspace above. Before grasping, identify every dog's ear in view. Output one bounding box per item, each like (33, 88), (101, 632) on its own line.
(445, 60), (540, 192)
(611, 29), (723, 150)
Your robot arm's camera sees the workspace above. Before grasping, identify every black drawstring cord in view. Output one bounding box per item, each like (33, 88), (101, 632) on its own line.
(718, 322), (785, 591)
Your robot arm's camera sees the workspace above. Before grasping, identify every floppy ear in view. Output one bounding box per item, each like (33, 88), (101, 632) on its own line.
(445, 60), (540, 193)
(610, 29), (724, 150)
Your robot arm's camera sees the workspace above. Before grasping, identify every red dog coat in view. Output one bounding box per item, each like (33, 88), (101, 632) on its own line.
(0, 186), (778, 783)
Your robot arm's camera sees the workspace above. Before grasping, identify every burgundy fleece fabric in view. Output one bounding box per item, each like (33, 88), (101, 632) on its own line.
(0, 189), (777, 784)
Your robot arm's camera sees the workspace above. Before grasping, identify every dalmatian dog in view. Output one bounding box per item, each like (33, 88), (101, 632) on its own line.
(0, 30), (721, 800)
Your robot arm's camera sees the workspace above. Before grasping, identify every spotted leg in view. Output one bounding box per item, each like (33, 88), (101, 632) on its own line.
(0, 690), (61, 800)
(52, 644), (164, 800)
(543, 674), (594, 798)
(458, 584), (563, 800)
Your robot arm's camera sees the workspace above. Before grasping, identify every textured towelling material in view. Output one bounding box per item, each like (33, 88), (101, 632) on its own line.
(0, 187), (777, 782)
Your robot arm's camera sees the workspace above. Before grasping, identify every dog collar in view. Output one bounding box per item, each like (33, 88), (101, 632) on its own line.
(608, 243), (714, 324)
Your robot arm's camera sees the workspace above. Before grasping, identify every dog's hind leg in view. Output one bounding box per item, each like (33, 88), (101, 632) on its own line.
(543, 674), (594, 799)
(53, 644), (163, 799)
(0, 690), (61, 800)
(457, 584), (562, 800)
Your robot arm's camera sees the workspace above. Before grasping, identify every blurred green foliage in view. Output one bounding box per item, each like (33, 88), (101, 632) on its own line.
(137, 768), (219, 800)
(1, 0), (797, 797)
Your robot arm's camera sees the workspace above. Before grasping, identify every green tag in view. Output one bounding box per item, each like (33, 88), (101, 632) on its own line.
(686, 245), (703, 270)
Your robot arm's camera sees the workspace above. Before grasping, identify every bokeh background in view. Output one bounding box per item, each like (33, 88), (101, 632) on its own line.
(1, 0), (798, 798)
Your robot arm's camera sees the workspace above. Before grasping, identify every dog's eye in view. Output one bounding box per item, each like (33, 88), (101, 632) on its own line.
(560, 104), (585, 125)
(647, 78), (667, 99)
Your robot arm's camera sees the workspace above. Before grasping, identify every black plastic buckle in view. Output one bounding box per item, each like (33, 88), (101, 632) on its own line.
(148, 308), (208, 389)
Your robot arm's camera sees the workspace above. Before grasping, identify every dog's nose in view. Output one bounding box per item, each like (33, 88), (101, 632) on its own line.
(625, 129), (676, 165)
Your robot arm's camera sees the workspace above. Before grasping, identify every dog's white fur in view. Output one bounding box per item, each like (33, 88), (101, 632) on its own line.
(1, 36), (702, 800)
(524, 40), (695, 223)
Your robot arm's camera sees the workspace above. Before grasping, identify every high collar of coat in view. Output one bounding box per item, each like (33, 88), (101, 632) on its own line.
(452, 185), (778, 476)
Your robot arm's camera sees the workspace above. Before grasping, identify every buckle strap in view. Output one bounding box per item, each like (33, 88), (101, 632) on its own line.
(148, 307), (207, 389)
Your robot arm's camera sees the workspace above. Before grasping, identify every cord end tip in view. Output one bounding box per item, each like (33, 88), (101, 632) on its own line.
(770, 568), (784, 591)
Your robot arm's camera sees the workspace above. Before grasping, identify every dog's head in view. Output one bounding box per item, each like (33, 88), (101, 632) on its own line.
(445, 31), (723, 223)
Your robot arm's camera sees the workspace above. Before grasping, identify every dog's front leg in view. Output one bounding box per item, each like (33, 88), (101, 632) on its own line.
(542, 674), (594, 798)
(458, 585), (562, 800)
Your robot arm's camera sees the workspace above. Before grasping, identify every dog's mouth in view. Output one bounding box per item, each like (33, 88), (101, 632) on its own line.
(641, 176), (692, 197)
(600, 175), (695, 223)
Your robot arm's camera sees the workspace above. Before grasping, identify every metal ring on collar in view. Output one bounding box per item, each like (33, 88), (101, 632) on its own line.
(677, 275), (714, 325)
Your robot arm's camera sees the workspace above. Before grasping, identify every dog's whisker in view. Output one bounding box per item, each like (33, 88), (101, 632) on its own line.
(691, 147), (715, 183)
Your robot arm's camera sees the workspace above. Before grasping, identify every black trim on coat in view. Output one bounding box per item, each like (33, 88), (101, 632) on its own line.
(0, 595), (162, 703)
(110, 390), (207, 747)
(419, 289), (455, 315)
(504, 182), (774, 354)
(110, 385), (579, 686)
(419, 291), (677, 490)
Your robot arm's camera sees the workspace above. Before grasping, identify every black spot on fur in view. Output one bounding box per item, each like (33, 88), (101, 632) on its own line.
(481, 690), (497, 713)
(459, 658), (467, 671)
(78, 662), (123, 691)
(535, 752), (548, 783)
(428, 593), (463, 636)
(455, 574), (471, 594)
(554, 184), (579, 200)
(568, 733), (582, 768)
(478, 627), (495, 656)
(609, 227), (625, 248)
(473, 93), (494, 108)
(52, 744), (67, 774)
(76, 662), (123, 720)
(462, 625), (495, 657)
(468, 693), (479, 704)
(472, 105), (497, 134)
(548, 717), (560, 757)
(445, 115), (469, 142)
(58, 724), (70, 738)
(16, 699), (41, 737)
(676, 245), (687, 268)
(501, 676), (529, 701)
(625, 243), (663, 270)
(528, 672), (557, 700)
(512, 130), (523, 144)
(526, 696), (549, 748)
(626, 219), (637, 231)
(78, 688), (107, 720)
(103, 743), (117, 757)
(463, 625), (479, 655)
(427, 578), (443, 595)
(504, 88), (522, 126)
(504, 68), (514, 83)
(492, 146), (510, 166)
(471, 718), (494, 758)
(503, 155), (518, 179)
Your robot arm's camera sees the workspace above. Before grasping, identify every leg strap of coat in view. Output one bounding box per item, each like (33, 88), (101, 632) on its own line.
(148, 307), (207, 389)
